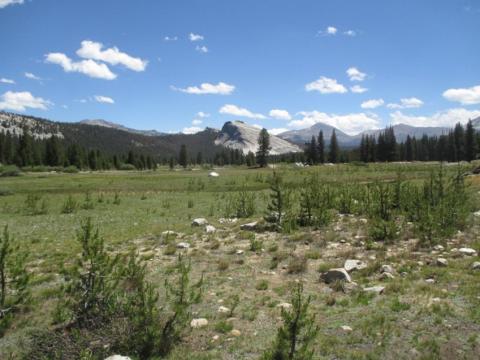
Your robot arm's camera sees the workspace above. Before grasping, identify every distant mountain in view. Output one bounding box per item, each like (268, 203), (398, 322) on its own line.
(278, 122), (452, 147)
(472, 116), (480, 130)
(215, 121), (301, 155)
(79, 119), (166, 136)
(278, 123), (354, 147)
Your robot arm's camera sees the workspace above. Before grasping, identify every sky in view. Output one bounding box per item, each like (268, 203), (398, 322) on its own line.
(0, 0), (480, 135)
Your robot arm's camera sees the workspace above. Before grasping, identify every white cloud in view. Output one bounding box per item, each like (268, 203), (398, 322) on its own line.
(387, 97), (424, 109)
(390, 108), (480, 128)
(164, 36), (178, 41)
(192, 119), (203, 125)
(269, 109), (292, 120)
(45, 53), (117, 80)
(196, 111), (210, 118)
(350, 85), (368, 93)
(0, 0), (23, 9)
(346, 67), (366, 82)
(327, 26), (337, 35)
(443, 85), (480, 105)
(196, 45), (208, 53)
(305, 76), (348, 94)
(219, 104), (266, 119)
(289, 111), (381, 135)
(25, 72), (41, 81)
(269, 128), (289, 135)
(182, 126), (203, 134)
(344, 30), (356, 36)
(0, 78), (15, 84)
(174, 82), (234, 95)
(189, 33), (204, 41)
(0, 91), (51, 112)
(76, 40), (147, 72)
(361, 98), (384, 109)
(94, 95), (114, 104)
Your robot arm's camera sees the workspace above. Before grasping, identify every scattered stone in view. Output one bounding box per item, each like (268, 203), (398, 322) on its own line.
(208, 171), (220, 177)
(433, 244), (445, 251)
(240, 221), (258, 231)
(218, 306), (230, 314)
(321, 268), (352, 284)
(359, 218), (368, 224)
(236, 250), (244, 255)
(341, 325), (353, 332)
(380, 272), (395, 280)
(417, 261), (424, 267)
(105, 356), (131, 360)
(276, 302), (292, 310)
(205, 225), (216, 233)
(459, 248), (477, 256)
(436, 258), (448, 267)
(425, 278), (435, 284)
(363, 286), (385, 295)
(190, 318), (208, 328)
(162, 230), (177, 237)
(473, 210), (480, 217)
(344, 259), (367, 272)
(230, 329), (241, 337)
(212, 335), (220, 341)
(472, 262), (480, 270)
(192, 218), (208, 226)
(219, 218), (238, 224)
(381, 265), (394, 274)
(176, 242), (190, 249)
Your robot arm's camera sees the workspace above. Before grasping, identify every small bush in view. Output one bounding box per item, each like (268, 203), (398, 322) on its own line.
(61, 195), (78, 214)
(215, 320), (233, 334)
(217, 259), (229, 271)
(287, 256), (308, 274)
(249, 237), (263, 252)
(256, 280), (269, 291)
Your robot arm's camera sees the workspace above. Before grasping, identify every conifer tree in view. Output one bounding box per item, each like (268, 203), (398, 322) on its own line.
(328, 130), (339, 163)
(317, 131), (325, 164)
(257, 128), (271, 167)
(465, 120), (477, 162)
(179, 144), (188, 168)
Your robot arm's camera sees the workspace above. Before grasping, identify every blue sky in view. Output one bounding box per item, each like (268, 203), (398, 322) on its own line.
(1, 0), (479, 135)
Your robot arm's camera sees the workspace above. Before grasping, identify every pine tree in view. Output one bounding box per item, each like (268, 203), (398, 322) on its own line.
(405, 135), (413, 162)
(256, 128), (271, 167)
(265, 172), (285, 228)
(465, 120), (477, 162)
(317, 131), (325, 164)
(328, 130), (339, 163)
(179, 144), (188, 168)
(308, 136), (318, 165)
(453, 123), (465, 161)
(16, 128), (34, 167)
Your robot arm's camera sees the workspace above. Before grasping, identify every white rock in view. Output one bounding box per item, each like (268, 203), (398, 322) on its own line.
(341, 325), (353, 332)
(473, 210), (480, 217)
(192, 218), (208, 226)
(176, 242), (190, 249)
(321, 268), (352, 284)
(363, 286), (385, 295)
(205, 225), (216, 233)
(218, 306), (230, 314)
(425, 278), (435, 284)
(236, 250), (244, 255)
(433, 245), (445, 251)
(381, 265), (394, 274)
(380, 272), (395, 280)
(240, 221), (258, 231)
(276, 302), (292, 310)
(208, 171), (220, 177)
(230, 329), (241, 337)
(344, 259), (367, 272)
(105, 356), (131, 360)
(436, 258), (448, 267)
(191, 318), (209, 328)
(459, 247), (477, 256)
(162, 230), (178, 236)
(472, 262), (480, 270)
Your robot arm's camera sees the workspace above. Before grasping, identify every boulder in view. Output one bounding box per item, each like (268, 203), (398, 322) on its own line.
(192, 218), (208, 226)
(191, 318), (209, 328)
(105, 356), (131, 360)
(218, 306), (230, 314)
(472, 262), (480, 270)
(459, 248), (477, 256)
(205, 225), (216, 233)
(344, 259), (367, 272)
(208, 171), (220, 177)
(321, 268), (352, 284)
(240, 221), (258, 231)
(363, 286), (385, 295)
(436, 258), (448, 267)
(230, 329), (241, 337)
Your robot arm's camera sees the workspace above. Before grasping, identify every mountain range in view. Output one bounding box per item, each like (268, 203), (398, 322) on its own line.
(1, 111), (479, 157)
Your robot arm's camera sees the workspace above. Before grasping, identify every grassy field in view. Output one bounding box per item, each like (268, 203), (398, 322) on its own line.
(1, 162), (480, 359)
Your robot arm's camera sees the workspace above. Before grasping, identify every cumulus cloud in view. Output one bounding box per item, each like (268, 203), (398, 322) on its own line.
(0, 78), (15, 84)
(76, 40), (147, 72)
(195, 45), (208, 53)
(344, 30), (356, 36)
(288, 111), (381, 135)
(269, 109), (292, 120)
(219, 104), (266, 119)
(387, 97), (424, 109)
(443, 85), (480, 105)
(182, 126), (203, 134)
(0, 0), (23, 9)
(0, 91), (51, 112)
(25, 72), (41, 81)
(192, 119), (203, 125)
(390, 108), (480, 128)
(346, 67), (366, 82)
(45, 53), (117, 80)
(94, 95), (114, 104)
(327, 26), (337, 35)
(173, 82), (235, 95)
(164, 36), (178, 41)
(305, 76), (348, 94)
(189, 33), (204, 41)
(361, 98), (384, 109)
(268, 128), (289, 135)
(196, 111), (210, 118)
(350, 85), (368, 93)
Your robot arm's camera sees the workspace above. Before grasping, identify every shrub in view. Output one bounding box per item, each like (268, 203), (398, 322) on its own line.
(62, 195), (78, 214)
(119, 163), (136, 171)
(24, 194), (48, 215)
(256, 280), (269, 291)
(0, 165), (21, 177)
(287, 256), (308, 274)
(249, 237), (263, 252)
(368, 218), (398, 243)
(217, 259), (229, 271)
(63, 165), (79, 174)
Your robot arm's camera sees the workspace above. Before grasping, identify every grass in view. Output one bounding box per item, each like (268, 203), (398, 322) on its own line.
(1, 162), (480, 358)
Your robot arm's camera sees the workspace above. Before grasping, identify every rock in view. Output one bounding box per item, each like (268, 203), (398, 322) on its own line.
(218, 306), (230, 314)
(341, 325), (353, 332)
(205, 225), (216, 233)
(105, 356), (131, 360)
(212, 335), (220, 341)
(459, 247), (477, 256)
(473, 210), (480, 217)
(230, 329), (241, 337)
(219, 218), (238, 224)
(176, 242), (190, 249)
(425, 278), (435, 284)
(363, 286), (385, 295)
(191, 318), (208, 328)
(381, 265), (394, 274)
(321, 268), (352, 284)
(276, 302), (292, 310)
(240, 221), (258, 231)
(162, 230), (177, 237)
(380, 272), (395, 280)
(208, 171), (220, 177)
(236, 249), (244, 255)
(192, 218), (208, 226)
(433, 244), (445, 251)
(436, 258), (448, 267)
(472, 261), (480, 270)
(344, 259), (367, 272)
